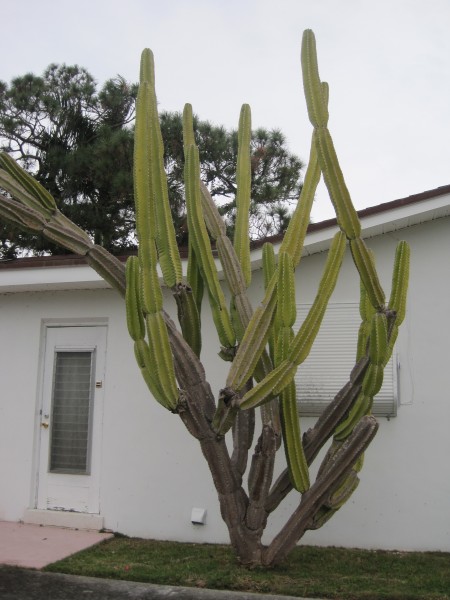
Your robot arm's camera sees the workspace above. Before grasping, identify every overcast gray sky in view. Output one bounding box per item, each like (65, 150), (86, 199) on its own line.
(3, 0), (450, 222)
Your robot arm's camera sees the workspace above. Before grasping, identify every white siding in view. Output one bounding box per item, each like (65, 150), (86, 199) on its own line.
(0, 213), (449, 552)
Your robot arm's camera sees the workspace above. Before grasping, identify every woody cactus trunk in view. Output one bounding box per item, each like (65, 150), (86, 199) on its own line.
(0, 30), (409, 566)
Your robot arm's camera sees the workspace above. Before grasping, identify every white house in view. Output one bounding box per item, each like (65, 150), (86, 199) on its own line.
(1, 185), (449, 552)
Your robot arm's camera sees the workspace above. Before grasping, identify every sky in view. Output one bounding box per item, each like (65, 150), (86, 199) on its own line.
(2, 0), (450, 222)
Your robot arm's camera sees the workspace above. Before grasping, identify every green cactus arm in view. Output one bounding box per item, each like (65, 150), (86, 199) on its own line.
(279, 81), (327, 264)
(215, 234), (248, 301)
(239, 360), (298, 410)
(279, 378), (310, 492)
(0, 193), (48, 231)
(350, 237), (385, 310)
(139, 48), (155, 89)
(301, 30), (329, 128)
(333, 393), (372, 441)
(187, 239), (204, 310)
(144, 312), (179, 411)
(262, 242), (276, 289)
(182, 103), (196, 148)
(0, 169), (54, 219)
(133, 74), (164, 314)
(388, 240), (410, 325)
(141, 242), (164, 315)
(262, 243), (279, 363)
(356, 320), (371, 362)
(148, 95), (182, 288)
(199, 182), (257, 338)
(183, 143), (228, 308)
(383, 323), (398, 366)
(199, 181), (227, 240)
(233, 104), (252, 287)
(182, 105), (237, 351)
(226, 275), (277, 391)
(174, 284), (202, 357)
(277, 252), (296, 329)
(0, 152), (56, 213)
(276, 305), (310, 493)
(361, 363), (384, 397)
(137, 49), (182, 288)
(42, 222), (91, 255)
(132, 53), (181, 410)
(356, 278), (376, 361)
(302, 30), (361, 240)
(368, 312), (388, 366)
(134, 339), (172, 409)
(125, 257), (145, 342)
(134, 80), (156, 251)
(313, 127), (361, 240)
(279, 137), (320, 265)
(359, 278), (376, 322)
(184, 143), (236, 349)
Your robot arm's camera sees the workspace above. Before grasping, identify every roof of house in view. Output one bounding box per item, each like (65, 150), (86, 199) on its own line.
(1, 183), (449, 293)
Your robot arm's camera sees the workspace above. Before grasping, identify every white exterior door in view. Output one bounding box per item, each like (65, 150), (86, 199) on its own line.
(36, 325), (107, 514)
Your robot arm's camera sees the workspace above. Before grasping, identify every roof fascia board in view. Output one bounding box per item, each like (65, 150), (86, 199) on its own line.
(1, 190), (449, 293)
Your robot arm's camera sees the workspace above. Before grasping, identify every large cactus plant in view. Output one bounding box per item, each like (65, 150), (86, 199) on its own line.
(0, 30), (409, 566)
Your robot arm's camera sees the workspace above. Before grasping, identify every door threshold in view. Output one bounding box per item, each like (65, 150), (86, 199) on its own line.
(23, 509), (104, 531)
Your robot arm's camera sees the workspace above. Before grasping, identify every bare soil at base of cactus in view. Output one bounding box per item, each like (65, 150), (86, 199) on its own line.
(43, 536), (450, 599)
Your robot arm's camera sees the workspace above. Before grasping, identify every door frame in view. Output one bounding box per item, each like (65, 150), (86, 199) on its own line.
(30, 318), (108, 514)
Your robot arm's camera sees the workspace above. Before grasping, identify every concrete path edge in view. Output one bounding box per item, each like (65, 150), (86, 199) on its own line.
(0, 565), (318, 600)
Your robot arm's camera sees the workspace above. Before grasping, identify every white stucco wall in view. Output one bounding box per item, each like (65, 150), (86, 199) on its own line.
(0, 213), (449, 552)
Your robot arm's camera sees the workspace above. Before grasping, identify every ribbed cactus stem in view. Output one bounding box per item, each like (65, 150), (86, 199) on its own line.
(130, 49), (180, 411)
(275, 254), (310, 492)
(138, 51), (182, 289)
(234, 104), (252, 287)
(184, 144), (236, 349)
(0, 152), (56, 213)
(279, 137), (320, 265)
(302, 30), (361, 240)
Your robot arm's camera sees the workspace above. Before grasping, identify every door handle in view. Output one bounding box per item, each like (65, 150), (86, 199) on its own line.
(40, 422), (49, 429)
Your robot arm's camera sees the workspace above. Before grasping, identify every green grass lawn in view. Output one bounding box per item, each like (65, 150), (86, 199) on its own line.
(44, 536), (450, 599)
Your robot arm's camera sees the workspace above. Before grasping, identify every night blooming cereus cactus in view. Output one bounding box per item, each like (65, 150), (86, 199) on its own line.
(0, 30), (409, 566)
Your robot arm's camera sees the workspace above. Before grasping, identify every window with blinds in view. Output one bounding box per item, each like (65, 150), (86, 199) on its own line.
(49, 351), (95, 474)
(295, 303), (398, 417)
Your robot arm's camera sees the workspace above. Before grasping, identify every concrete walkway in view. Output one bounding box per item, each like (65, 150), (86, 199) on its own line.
(0, 521), (112, 568)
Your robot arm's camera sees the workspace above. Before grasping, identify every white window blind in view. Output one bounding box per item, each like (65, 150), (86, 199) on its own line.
(295, 303), (398, 417)
(49, 351), (94, 474)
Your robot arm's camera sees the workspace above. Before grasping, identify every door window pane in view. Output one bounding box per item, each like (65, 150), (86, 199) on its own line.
(49, 351), (94, 474)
